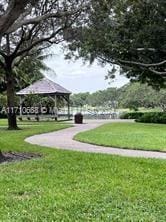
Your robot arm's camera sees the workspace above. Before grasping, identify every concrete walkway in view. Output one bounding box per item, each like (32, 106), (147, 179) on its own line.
(26, 120), (166, 159)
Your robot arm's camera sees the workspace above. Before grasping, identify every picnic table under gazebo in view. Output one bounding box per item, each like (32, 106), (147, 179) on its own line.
(16, 78), (71, 121)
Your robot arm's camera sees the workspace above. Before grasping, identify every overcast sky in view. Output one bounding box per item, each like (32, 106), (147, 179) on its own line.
(44, 46), (129, 93)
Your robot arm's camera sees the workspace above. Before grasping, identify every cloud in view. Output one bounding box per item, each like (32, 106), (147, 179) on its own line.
(44, 45), (129, 93)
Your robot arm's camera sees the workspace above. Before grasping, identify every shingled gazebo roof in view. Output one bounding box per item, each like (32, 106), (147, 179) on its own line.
(16, 78), (71, 96)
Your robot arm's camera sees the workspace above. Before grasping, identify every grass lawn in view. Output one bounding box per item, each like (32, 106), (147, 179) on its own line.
(0, 120), (166, 221)
(75, 123), (166, 152)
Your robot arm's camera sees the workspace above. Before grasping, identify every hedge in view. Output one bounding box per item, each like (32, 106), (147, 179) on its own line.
(136, 112), (166, 124)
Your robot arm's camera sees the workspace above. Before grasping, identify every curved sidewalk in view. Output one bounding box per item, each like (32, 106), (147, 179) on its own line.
(26, 120), (166, 159)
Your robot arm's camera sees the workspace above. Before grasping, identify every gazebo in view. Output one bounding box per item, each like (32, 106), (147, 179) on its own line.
(16, 78), (71, 120)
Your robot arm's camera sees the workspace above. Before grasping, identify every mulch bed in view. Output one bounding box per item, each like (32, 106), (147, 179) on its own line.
(0, 151), (42, 164)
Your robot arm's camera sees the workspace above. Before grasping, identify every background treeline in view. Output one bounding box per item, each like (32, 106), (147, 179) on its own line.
(70, 83), (166, 111)
(0, 82), (165, 111)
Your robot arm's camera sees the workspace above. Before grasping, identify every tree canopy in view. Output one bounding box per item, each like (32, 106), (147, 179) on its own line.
(0, 0), (34, 37)
(0, 49), (54, 93)
(68, 0), (166, 88)
(0, 0), (89, 129)
(70, 83), (166, 111)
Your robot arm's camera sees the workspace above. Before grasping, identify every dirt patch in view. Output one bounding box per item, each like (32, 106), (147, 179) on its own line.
(0, 151), (42, 164)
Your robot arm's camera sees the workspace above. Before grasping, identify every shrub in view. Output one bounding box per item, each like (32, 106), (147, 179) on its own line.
(0, 113), (7, 119)
(136, 112), (166, 124)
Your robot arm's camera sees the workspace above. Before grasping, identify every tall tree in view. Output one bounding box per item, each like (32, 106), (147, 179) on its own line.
(0, 0), (88, 129)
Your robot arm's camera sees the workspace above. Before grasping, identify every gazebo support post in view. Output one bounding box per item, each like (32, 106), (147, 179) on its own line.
(19, 96), (23, 120)
(54, 94), (58, 121)
(62, 95), (71, 121)
(67, 95), (70, 120)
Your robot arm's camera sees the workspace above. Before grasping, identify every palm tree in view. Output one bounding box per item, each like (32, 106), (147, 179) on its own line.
(0, 49), (55, 93)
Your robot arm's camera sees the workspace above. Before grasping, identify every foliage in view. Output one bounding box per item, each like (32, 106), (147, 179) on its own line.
(23, 95), (52, 108)
(71, 92), (90, 107)
(118, 83), (166, 111)
(69, 0), (166, 87)
(0, 0), (89, 129)
(14, 52), (53, 91)
(121, 111), (166, 124)
(0, 94), (7, 118)
(119, 84), (154, 109)
(0, 120), (165, 221)
(23, 93), (67, 110)
(0, 113), (7, 119)
(0, 50), (54, 93)
(71, 88), (119, 107)
(71, 83), (166, 110)
(136, 112), (166, 124)
(0, 0), (33, 37)
(75, 122), (166, 152)
(0, 93), (7, 106)
(88, 88), (119, 107)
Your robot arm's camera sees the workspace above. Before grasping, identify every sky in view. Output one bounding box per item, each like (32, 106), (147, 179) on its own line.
(44, 46), (129, 94)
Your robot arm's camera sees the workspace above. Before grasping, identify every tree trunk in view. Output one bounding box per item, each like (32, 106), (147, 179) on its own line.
(6, 63), (18, 130)
(0, 150), (4, 158)
(0, 150), (6, 163)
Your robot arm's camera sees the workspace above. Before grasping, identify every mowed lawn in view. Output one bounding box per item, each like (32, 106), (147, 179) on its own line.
(75, 123), (166, 152)
(0, 120), (166, 221)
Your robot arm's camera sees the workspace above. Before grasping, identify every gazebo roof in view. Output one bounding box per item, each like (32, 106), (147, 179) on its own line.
(16, 78), (71, 96)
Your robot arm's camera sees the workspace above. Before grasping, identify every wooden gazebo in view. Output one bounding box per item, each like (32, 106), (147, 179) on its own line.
(16, 78), (71, 120)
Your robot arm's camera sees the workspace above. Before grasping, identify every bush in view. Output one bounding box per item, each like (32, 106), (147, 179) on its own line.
(120, 112), (144, 119)
(0, 113), (7, 119)
(136, 112), (166, 124)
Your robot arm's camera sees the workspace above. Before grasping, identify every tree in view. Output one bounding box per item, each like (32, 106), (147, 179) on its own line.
(0, 0), (88, 129)
(68, 0), (166, 88)
(0, 49), (54, 93)
(71, 83), (166, 111)
(71, 92), (90, 107)
(88, 88), (119, 107)
(0, 0), (37, 37)
(118, 83), (154, 110)
(118, 83), (166, 111)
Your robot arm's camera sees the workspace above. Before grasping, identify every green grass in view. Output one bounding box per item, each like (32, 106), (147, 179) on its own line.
(75, 123), (166, 152)
(0, 120), (166, 221)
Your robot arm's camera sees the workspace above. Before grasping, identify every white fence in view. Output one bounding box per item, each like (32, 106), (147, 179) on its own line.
(59, 107), (120, 119)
